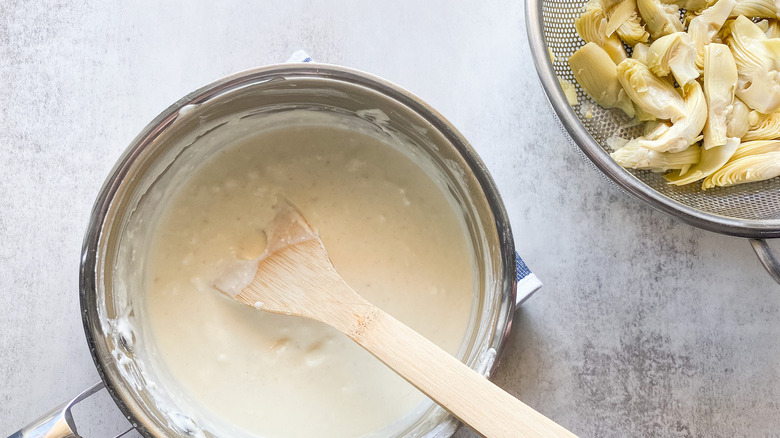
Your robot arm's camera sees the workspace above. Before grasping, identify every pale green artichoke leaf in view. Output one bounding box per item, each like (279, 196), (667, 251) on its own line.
(731, 139), (780, 159)
(666, 137), (740, 185)
(644, 120), (674, 137)
(730, 0), (778, 18)
(611, 142), (701, 171)
(703, 43), (739, 149)
(743, 113), (780, 140)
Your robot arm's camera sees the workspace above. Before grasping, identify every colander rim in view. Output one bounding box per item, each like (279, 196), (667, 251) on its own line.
(524, 0), (780, 239)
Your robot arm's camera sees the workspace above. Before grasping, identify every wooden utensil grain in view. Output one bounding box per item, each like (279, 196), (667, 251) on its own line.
(216, 205), (578, 438)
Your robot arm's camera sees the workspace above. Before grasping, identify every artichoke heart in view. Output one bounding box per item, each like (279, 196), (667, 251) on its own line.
(647, 32), (700, 86)
(616, 58), (686, 120)
(743, 114), (780, 140)
(611, 142), (701, 171)
(569, 43), (635, 117)
(702, 43), (739, 149)
(730, 0), (778, 18)
(605, 0), (650, 45)
(725, 16), (775, 72)
(736, 68), (780, 113)
(702, 151), (780, 188)
(638, 0), (684, 39)
(575, 0), (628, 64)
(725, 16), (780, 113)
(727, 97), (753, 138)
(665, 137), (740, 185)
(688, 0), (737, 70)
(624, 81), (708, 152)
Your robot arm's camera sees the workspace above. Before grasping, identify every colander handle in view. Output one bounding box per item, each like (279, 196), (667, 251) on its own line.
(750, 239), (780, 286)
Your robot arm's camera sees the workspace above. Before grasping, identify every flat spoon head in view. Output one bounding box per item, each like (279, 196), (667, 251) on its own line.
(215, 204), (371, 331)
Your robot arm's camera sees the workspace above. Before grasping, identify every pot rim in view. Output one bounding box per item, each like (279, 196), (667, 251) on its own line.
(79, 63), (517, 436)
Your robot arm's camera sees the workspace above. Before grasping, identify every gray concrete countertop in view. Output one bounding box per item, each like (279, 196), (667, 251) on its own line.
(1, 1), (778, 437)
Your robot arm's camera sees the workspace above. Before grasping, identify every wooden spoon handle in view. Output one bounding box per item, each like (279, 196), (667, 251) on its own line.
(349, 305), (577, 438)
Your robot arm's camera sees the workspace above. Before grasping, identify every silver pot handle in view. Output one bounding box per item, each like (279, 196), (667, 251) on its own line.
(8, 382), (104, 438)
(750, 239), (780, 286)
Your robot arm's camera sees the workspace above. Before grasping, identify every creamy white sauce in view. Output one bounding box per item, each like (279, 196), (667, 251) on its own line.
(142, 124), (474, 437)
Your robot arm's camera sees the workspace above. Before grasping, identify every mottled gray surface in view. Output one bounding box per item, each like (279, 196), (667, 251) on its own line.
(1, 1), (778, 437)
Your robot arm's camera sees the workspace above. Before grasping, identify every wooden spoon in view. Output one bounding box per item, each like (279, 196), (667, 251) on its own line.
(215, 205), (578, 438)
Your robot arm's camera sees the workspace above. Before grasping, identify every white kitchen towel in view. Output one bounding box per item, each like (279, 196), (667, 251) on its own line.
(286, 50), (542, 306)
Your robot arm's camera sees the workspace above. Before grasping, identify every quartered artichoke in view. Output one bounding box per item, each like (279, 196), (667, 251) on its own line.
(637, 0), (684, 39)
(647, 32), (700, 86)
(575, 0), (628, 64)
(702, 151), (780, 188)
(621, 81), (708, 152)
(569, 43), (635, 116)
(616, 58), (686, 120)
(688, 0), (736, 70)
(702, 140), (780, 189)
(605, 0), (650, 45)
(724, 16), (780, 113)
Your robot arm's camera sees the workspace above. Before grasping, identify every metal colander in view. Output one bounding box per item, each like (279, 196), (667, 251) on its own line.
(525, 0), (780, 283)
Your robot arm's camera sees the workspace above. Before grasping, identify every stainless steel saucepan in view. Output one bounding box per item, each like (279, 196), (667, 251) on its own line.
(11, 65), (528, 437)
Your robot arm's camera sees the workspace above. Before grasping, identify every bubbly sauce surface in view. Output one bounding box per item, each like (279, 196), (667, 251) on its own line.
(145, 125), (474, 437)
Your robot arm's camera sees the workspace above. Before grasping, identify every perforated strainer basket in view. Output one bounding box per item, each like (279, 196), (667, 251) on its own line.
(525, 0), (780, 285)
